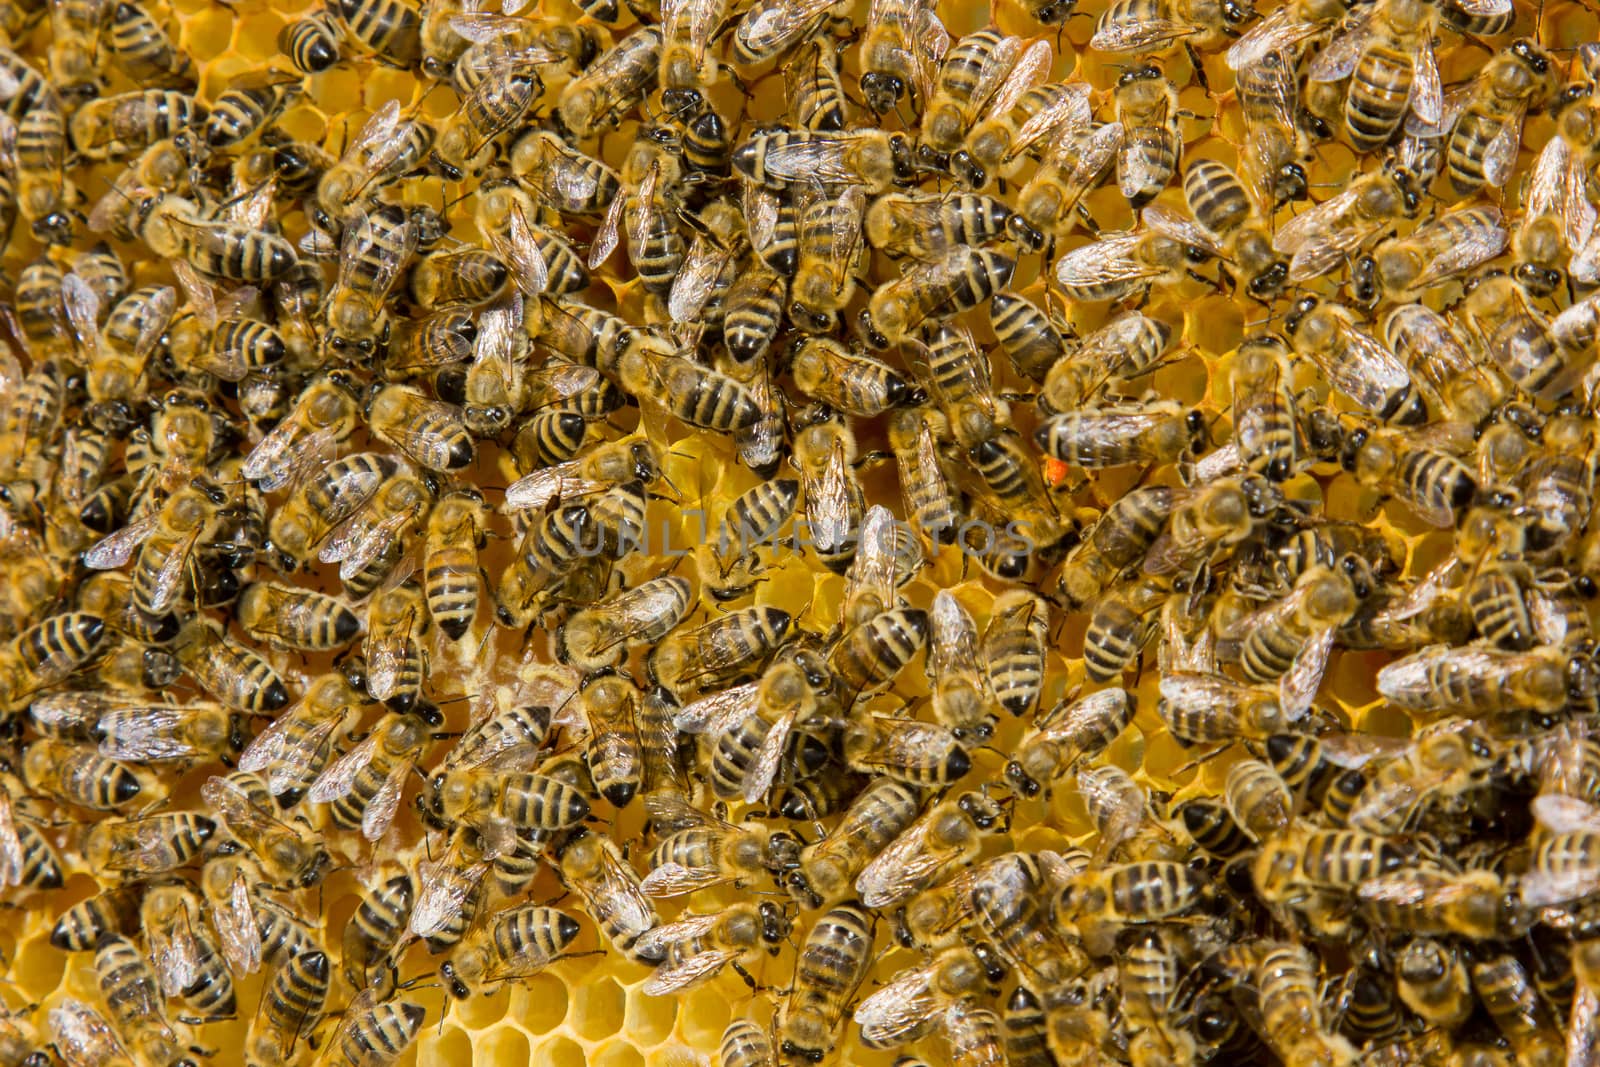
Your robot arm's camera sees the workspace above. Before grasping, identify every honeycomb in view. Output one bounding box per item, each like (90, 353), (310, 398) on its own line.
(1, 0), (1600, 1063)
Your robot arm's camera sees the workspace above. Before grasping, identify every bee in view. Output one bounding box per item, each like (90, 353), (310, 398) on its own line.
(236, 581), (360, 652)
(430, 60), (542, 182)
(312, 100), (433, 231)
(1013, 119), (1123, 243)
(854, 944), (998, 1048)
(886, 408), (957, 548)
(93, 934), (191, 1067)
(790, 419), (865, 574)
(1440, 39), (1558, 196)
(1455, 272), (1576, 406)
(204, 71), (301, 151)
(1468, 954), (1563, 1067)
(695, 478), (800, 602)
(1114, 65), (1182, 209)
(557, 576), (692, 674)
(722, 1019), (778, 1067)
(1036, 400), (1203, 469)
(84, 811), (214, 878)
(48, 999), (134, 1067)
(308, 711), (433, 841)
(20, 738), (149, 811)
(509, 132), (621, 220)
(792, 341), (911, 419)
(618, 340), (760, 435)
(921, 31), (1044, 158)
(318, 991), (425, 1067)
(167, 615), (289, 713)
(333, 0), (423, 66)
(1058, 860), (1208, 958)
(14, 93), (73, 245)
(1005, 688), (1135, 797)
(1356, 865), (1512, 940)
(137, 880), (234, 1020)
(925, 591), (997, 740)
(786, 37), (849, 131)
(200, 772), (328, 888)
(105, 0), (191, 85)
(640, 792), (799, 896)
(859, 245), (1013, 350)
(1395, 938), (1473, 1028)
(136, 193), (297, 284)
(429, 756), (590, 857)
(1271, 168), (1420, 282)
(955, 79), (1093, 192)
(865, 191), (1028, 266)
(779, 904), (875, 1065)
(858, 0), (945, 114)
(0, 612), (108, 712)
(323, 206), (418, 356)
(52, 884), (141, 950)
(646, 601), (790, 699)
(842, 715), (967, 787)
(571, 669), (641, 808)
(735, 128), (915, 193)
(635, 901), (790, 995)
(1381, 304), (1504, 426)
(246, 949), (328, 1066)
(1352, 205), (1508, 308)
(556, 829), (660, 961)
(279, 9), (344, 73)
(830, 607), (929, 701)
(558, 26), (661, 139)
(1226, 0), (1350, 72)
(784, 776), (922, 906)
(439, 904), (582, 999)
(1378, 644), (1570, 718)
(1178, 159), (1289, 298)
(1339, 421), (1477, 528)
(1091, 0), (1255, 55)
(1307, 0), (1444, 151)
(404, 829), (489, 953)
(723, 262), (787, 366)
(857, 791), (1005, 908)
(1220, 563), (1357, 683)
(786, 185), (866, 334)
(977, 590), (1047, 721)
(342, 865), (413, 997)
(1283, 297), (1429, 424)
(1214, 941), (1358, 1067)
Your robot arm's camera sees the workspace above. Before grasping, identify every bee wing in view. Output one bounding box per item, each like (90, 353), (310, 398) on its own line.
(201, 774), (295, 838)
(633, 911), (722, 959)
(670, 233), (727, 325)
(1570, 985), (1600, 1067)
(1053, 232), (1160, 289)
(307, 732), (380, 803)
(1480, 108), (1524, 189)
(343, 99), (403, 163)
(97, 705), (203, 761)
(242, 712), (346, 796)
(911, 6), (949, 105)
(361, 760), (410, 841)
(503, 460), (586, 512)
(1573, 232), (1600, 287)
(171, 259), (218, 329)
(930, 589), (981, 676)
(744, 704), (800, 805)
(854, 964), (938, 1046)
(212, 867), (261, 975)
(366, 607), (416, 702)
(963, 34), (1023, 125)
(143, 523), (201, 616)
(61, 272), (100, 356)
(82, 512), (160, 569)
(762, 137), (878, 186)
(1091, 13), (1201, 53)
(640, 860), (723, 897)
(1272, 184), (1359, 255)
(497, 202), (550, 296)
(149, 907), (202, 997)
(1009, 83), (1094, 162)
(742, 180), (780, 255)
(0, 793), (22, 888)
(1307, 13), (1369, 82)
(1407, 42), (1443, 129)
(642, 944), (742, 996)
(1532, 794), (1600, 834)
(856, 817), (942, 907)
(1318, 316), (1413, 415)
(1520, 862), (1600, 909)
(1228, 6), (1328, 72)
(828, 184), (866, 292)
(411, 860), (488, 938)
(336, 507), (415, 584)
(672, 682), (763, 738)
(51, 1000), (133, 1066)
(578, 842), (658, 940)
(1528, 136), (1597, 253)
(734, 0), (837, 61)
(807, 435), (858, 552)
(983, 40), (1053, 123)
(243, 421), (341, 493)
(1447, 0), (1510, 15)
(844, 505), (898, 623)
(589, 190), (629, 273)
(1276, 626), (1334, 723)
(1141, 204), (1223, 256)
(644, 791), (725, 833)
(1411, 210), (1506, 290)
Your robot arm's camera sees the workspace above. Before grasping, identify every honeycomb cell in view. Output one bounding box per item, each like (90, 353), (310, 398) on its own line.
(472, 1025), (531, 1067)
(539, 1034), (589, 1067)
(593, 1039), (649, 1067)
(508, 973), (569, 1035)
(678, 990), (733, 1049)
(452, 984), (512, 1031)
(623, 980), (677, 1046)
(570, 975), (628, 1042)
(418, 1023), (473, 1067)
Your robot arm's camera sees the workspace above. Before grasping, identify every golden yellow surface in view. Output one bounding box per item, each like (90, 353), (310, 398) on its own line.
(0, 0), (1596, 1063)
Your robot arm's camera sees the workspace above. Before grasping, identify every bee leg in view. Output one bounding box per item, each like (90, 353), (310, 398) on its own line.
(731, 961), (759, 990)
(1074, 201), (1101, 235)
(1184, 42), (1210, 93)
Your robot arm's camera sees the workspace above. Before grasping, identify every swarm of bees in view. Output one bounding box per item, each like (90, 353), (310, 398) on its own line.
(4, 0), (1600, 1062)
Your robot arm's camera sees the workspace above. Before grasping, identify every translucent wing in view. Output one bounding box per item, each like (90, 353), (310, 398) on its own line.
(149, 906), (201, 997)
(97, 705), (210, 761)
(910, 6), (949, 105)
(1409, 42), (1442, 128)
(1527, 136), (1596, 253)
(362, 761), (409, 841)
(1092, 14), (1202, 53)
(411, 856), (488, 939)
(212, 866), (261, 974)
(365, 607), (416, 702)
(1532, 795), (1600, 834)
(744, 704), (799, 805)
(827, 185), (866, 292)
(201, 774), (299, 840)
(338, 209), (416, 299)
(144, 524), (201, 616)
(51, 1000), (132, 1067)
(1142, 204), (1224, 256)
(983, 40), (1052, 122)
(643, 791), (725, 834)
(670, 233), (728, 324)
(1228, 5), (1332, 72)
(239, 710), (347, 796)
(1411, 207), (1506, 288)
(243, 421), (342, 493)
(307, 732), (380, 803)
(854, 962), (939, 1046)
(856, 816), (948, 907)
(1008, 83), (1094, 161)
(1307, 13), (1369, 82)
(640, 860), (722, 896)
(963, 35), (1023, 125)
(1447, 0), (1510, 14)
(0, 792), (21, 888)
(761, 137), (884, 186)
(503, 459), (586, 512)
(633, 910), (722, 960)
(1277, 627), (1334, 722)
(807, 435), (857, 554)
(843, 505), (898, 625)
(172, 260), (218, 329)
(342, 100), (403, 163)
(82, 513), (159, 569)
(1054, 233), (1162, 289)
(61, 272), (100, 359)
(1273, 184), (1359, 253)
(1481, 108), (1524, 189)
(734, 0), (837, 62)
(492, 200), (549, 296)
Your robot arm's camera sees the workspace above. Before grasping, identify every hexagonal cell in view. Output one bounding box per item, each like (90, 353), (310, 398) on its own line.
(417, 1023), (473, 1067)
(570, 974), (627, 1042)
(678, 989), (733, 1049)
(623, 981), (678, 1047)
(475, 1026), (531, 1067)
(453, 984), (511, 1031)
(12, 930), (65, 1002)
(592, 1039), (648, 1067)
(508, 973), (569, 1035)
(538, 1035), (589, 1067)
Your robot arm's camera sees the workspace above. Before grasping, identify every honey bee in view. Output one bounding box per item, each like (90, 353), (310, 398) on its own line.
(857, 791), (1004, 908)
(1058, 861), (1208, 957)
(1219, 563), (1357, 684)
(21, 737), (150, 811)
(1270, 168), (1420, 282)
(84, 810), (214, 878)
(323, 205), (418, 356)
(1307, 0), (1445, 151)
(842, 715), (968, 787)
(1090, 0), (1256, 56)
(980, 590), (1048, 721)
(791, 338), (912, 416)
(854, 944), (998, 1048)
(429, 752), (590, 858)
(1378, 644), (1571, 718)
(636, 901), (791, 995)
(14, 94), (75, 245)
(438, 904), (582, 999)
(52, 883), (141, 950)
(1284, 297), (1429, 425)
(641, 792), (799, 896)
(925, 591), (996, 740)
(921, 31), (1047, 159)
(858, 0), (945, 115)
(785, 37), (849, 131)
(1394, 938), (1473, 1028)
(830, 607), (929, 700)
(312, 101), (433, 231)
(859, 245), (1013, 350)
(1381, 304), (1505, 426)
(200, 772), (329, 888)
(245, 948), (328, 1066)
(886, 408), (957, 549)
(1181, 158), (1288, 298)
(722, 1019), (778, 1067)
(1003, 688), (1135, 797)
(316, 990), (425, 1067)
(779, 904), (875, 1065)
(735, 128), (916, 193)
(1455, 272), (1579, 407)
(308, 711), (433, 841)
(648, 605), (791, 698)
(1036, 400), (1203, 469)
(48, 999), (133, 1067)
(136, 193), (297, 285)
(556, 829), (660, 961)
(236, 581), (360, 652)
(1468, 954), (1563, 1067)
(1438, 39), (1558, 196)
(280, 8), (344, 73)
(790, 419), (865, 574)
(1212, 941), (1358, 1067)
(0, 612), (107, 712)
(695, 477), (801, 603)
(1352, 206), (1508, 307)
(1339, 421), (1477, 527)
(558, 27), (661, 139)
(341, 865), (413, 997)
(1114, 65), (1182, 209)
